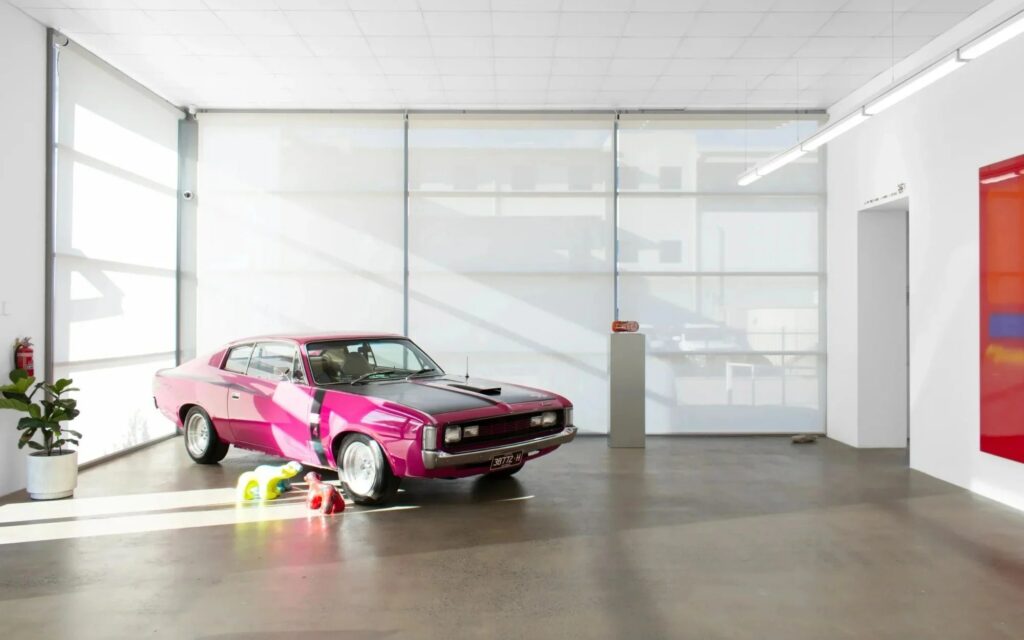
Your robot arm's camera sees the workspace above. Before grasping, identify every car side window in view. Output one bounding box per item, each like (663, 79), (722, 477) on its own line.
(224, 345), (254, 374)
(249, 343), (299, 381)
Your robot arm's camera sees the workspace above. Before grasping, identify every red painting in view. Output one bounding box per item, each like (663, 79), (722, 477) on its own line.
(980, 153), (1024, 463)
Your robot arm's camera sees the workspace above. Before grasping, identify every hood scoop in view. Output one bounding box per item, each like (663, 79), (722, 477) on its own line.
(446, 381), (502, 396)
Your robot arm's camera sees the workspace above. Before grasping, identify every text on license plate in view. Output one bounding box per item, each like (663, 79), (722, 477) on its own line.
(490, 451), (524, 471)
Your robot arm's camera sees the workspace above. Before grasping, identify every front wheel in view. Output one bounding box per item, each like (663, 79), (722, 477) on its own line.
(337, 434), (401, 506)
(183, 406), (229, 464)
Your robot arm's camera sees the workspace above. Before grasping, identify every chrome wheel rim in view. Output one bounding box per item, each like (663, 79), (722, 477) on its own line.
(341, 441), (378, 497)
(185, 413), (210, 457)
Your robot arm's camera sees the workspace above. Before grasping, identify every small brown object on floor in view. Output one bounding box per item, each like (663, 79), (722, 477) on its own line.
(791, 434), (819, 444)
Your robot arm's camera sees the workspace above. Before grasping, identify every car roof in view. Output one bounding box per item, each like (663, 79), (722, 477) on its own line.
(228, 332), (406, 346)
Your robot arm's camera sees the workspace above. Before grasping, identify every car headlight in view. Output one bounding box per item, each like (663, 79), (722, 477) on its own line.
(463, 425), (479, 438)
(444, 426), (462, 443)
(564, 407), (573, 427)
(541, 411), (557, 426)
(422, 425), (436, 451)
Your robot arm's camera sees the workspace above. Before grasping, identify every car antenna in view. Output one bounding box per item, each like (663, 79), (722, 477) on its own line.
(465, 355), (470, 381)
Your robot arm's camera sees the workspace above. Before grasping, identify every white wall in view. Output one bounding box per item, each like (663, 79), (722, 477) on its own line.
(0, 5), (46, 497)
(827, 29), (1024, 511)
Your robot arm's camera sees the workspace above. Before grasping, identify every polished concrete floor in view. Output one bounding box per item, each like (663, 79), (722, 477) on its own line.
(2, 435), (1024, 639)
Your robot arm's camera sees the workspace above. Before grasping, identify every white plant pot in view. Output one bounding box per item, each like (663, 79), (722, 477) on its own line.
(26, 450), (78, 500)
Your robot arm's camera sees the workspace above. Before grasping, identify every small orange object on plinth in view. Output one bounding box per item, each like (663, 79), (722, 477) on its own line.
(611, 320), (639, 333)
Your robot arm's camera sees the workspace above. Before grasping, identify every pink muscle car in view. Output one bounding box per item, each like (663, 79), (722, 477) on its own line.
(153, 333), (576, 505)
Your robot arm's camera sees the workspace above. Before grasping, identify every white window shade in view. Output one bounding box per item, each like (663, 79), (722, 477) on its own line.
(618, 114), (825, 434)
(53, 44), (182, 463)
(194, 113), (406, 350)
(408, 115), (614, 434)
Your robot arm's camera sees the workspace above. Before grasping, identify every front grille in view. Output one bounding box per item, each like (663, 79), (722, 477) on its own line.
(442, 412), (562, 453)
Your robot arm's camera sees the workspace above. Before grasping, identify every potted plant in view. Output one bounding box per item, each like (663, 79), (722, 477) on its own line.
(0, 369), (81, 500)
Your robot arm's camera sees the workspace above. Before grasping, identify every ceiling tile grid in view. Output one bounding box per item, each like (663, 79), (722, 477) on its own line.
(8, 0), (994, 109)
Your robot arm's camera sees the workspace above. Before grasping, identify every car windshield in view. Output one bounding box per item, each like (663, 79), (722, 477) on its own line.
(305, 339), (443, 385)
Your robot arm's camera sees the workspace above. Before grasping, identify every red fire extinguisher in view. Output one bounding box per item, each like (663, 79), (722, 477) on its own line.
(14, 337), (34, 377)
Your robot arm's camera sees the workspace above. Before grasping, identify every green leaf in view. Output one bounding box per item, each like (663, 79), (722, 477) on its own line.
(64, 429), (83, 439)
(27, 403), (41, 419)
(52, 378), (73, 393)
(24, 440), (44, 451)
(0, 398), (32, 413)
(9, 369), (29, 383)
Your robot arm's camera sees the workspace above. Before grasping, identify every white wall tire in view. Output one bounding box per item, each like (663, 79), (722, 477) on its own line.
(183, 406), (229, 464)
(337, 433), (400, 506)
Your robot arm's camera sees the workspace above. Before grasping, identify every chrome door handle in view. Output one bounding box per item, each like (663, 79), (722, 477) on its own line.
(230, 392), (240, 399)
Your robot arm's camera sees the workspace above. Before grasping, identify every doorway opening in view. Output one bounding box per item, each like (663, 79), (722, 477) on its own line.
(857, 197), (909, 449)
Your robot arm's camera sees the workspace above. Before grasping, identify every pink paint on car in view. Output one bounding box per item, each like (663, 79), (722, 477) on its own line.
(153, 332), (576, 505)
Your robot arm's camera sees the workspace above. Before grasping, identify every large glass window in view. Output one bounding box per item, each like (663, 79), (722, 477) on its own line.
(53, 44), (181, 463)
(408, 115), (614, 433)
(617, 115), (825, 433)
(194, 113), (406, 352)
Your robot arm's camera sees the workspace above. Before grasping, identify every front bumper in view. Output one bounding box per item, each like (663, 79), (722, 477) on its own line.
(422, 426), (577, 470)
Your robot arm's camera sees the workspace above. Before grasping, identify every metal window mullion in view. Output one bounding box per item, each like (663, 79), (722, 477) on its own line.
(403, 112), (410, 337)
(44, 29), (60, 385)
(613, 113), (619, 322)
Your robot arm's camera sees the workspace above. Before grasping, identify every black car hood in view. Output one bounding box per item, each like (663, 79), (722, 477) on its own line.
(332, 376), (555, 415)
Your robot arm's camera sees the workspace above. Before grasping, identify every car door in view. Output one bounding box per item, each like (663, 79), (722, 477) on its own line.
(228, 341), (316, 462)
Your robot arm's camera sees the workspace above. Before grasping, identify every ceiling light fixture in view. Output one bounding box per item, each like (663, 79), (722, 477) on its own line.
(863, 55), (965, 116)
(961, 10), (1024, 60)
(737, 9), (1024, 186)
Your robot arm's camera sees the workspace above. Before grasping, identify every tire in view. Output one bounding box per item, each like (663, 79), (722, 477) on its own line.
(183, 406), (229, 464)
(337, 433), (401, 506)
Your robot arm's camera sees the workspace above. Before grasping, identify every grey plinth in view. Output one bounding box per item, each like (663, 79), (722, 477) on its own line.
(608, 332), (646, 448)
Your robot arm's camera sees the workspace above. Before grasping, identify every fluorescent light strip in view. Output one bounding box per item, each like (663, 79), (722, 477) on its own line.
(801, 110), (870, 151)
(738, 9), (1024, 187)
(864, 56), (965, 116)
(962, 10), (1024, 60)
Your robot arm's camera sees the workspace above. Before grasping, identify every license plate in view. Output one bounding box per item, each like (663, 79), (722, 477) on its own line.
(490, 451), (524, 471)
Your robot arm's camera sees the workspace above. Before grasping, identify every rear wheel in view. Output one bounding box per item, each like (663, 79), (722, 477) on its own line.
(337, 433), (400, 506)
(183, 406), (229, 464)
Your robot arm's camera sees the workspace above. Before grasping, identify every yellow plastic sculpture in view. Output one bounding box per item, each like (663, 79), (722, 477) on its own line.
(236, 461), (304, 502)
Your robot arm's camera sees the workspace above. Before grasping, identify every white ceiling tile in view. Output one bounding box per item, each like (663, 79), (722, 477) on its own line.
(385, 75), (442, 91)
(841, 0), (918, 10)
(496, 90), (547, 105)
(818, 12), (893, 37)
(594, 90), (642, 106)
(496, 76), (550, 91)
(645, 89), (700, 105)
(606, 58), (669, 76)
(622, 12), (696, 37)
(377, 57), (438, 75)
(353, 11), (427, 36)
(128, 0), (208, 8)
(494, 58), (552, 76)
(675, 37), (743, 58)
(177, 34), (247, 55)
(663, 58), (728, 75)
(550, 75), (603, 90)
(283, 11), (361, 36)
(602, 75), (658, 92)
(430, 36), (493, 57)
(494, 37), (556, 57)
(773, 0), (846, 8)
(907, 0), (990, 11)
(711, 0), (777, 10)
(347, 0), (418, 10)
(734, 37), (808, 58)
(706, 75), (761, 90)
(492, 12), (560, 36)
(435, 56), (494, 75)
(547, 90), (601, 104)
(615, 37), (679, 58)
(205, 0), (276, 9)
(92, 33), (183, 54)
(216, 10), (294, 36)
(796, 36), (872, 57)
(894, 12), (963, 37)
(367, 36), (432, 57)
(752, 12), (832, 37)
(854, 35), (932, 57)
(240, 35), (312, 56)
(558, 11), (630, 37)
(423, 11), (491, 36)
(275, 0), (354, 8)
(418, 0), (491, 10)
(560, 0), (631, 11)
(632, 0), (704, 10)
(550, 58), (610, 75)
(774, 58), (840, 75)
(76, 9), (166, 33)
(697, 89), (750, 105)
(442, 75), (494, 91)
(688, 12), (764, 37)
(444, 90), (498, 104)
(756, 74), (801, 90)
(144, 11), (230, 35)
(554, 37), (619, 58)
(63, 0), (133, 8)
(719, 57), (787, 75)
(653, 75), (711, 90)
(829, 57), (892, 76)
(490, 0), (560, 10)
(303, 36), (374, 56)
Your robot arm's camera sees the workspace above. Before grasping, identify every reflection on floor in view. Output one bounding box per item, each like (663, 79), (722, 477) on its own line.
(2, 435), (1024, 639)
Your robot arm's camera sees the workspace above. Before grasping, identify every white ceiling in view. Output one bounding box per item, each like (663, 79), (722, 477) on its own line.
(9, 0), (994, 110)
